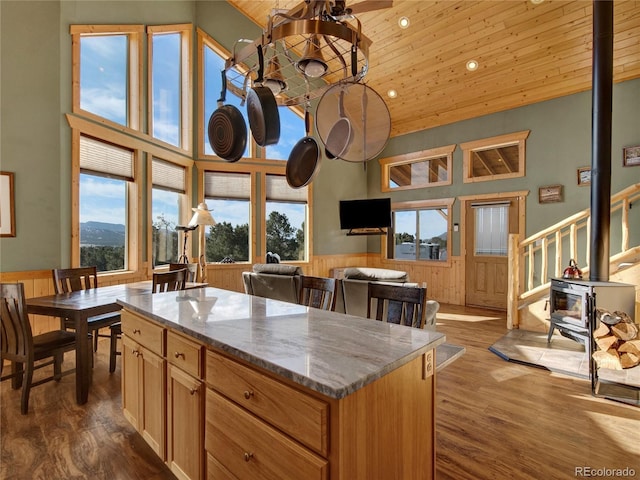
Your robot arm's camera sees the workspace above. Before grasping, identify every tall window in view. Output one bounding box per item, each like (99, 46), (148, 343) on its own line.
(148, 25), (192, 150)
(201, 36), (249, 158)
(79, 135), (134, 272)
(152, 158), (186, 266)
(204, 171), (251, 263)
(389, 199), (453, 263)
(71, 25), (142, 130)
(265, 175), (307, 262)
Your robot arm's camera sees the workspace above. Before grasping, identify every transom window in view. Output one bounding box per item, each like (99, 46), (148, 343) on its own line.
(460, 130), (530, 183)
(379, 145), (455, 191)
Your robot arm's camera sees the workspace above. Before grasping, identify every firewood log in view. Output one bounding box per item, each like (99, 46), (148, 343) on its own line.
(593, 322), (610, 338)
(592, 348), (622, 370)
(619, 352), (640, 369)
(611, 321), (639, 341)
(595, 335), (617, 351)
(618, 339), (640, 356)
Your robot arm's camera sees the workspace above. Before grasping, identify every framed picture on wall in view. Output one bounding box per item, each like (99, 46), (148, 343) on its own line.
(539, 185), (563, 203)
(577, 167), (591, 186)
(0, 171), (16, 237)
(623, 145), (640, 167)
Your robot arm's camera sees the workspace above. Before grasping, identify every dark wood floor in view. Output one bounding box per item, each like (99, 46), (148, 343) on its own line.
(2, 305), (640, 479)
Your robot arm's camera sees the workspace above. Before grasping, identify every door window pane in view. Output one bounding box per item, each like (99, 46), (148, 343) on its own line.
(474, 205), (508, 256)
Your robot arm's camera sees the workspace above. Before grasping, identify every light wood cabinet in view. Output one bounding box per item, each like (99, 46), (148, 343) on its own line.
(167, 333), (205, 480)
(205, 349), (436, 480)
(122, 328), (166, 459)
(122, 311), (204, 480)
(122, 308), (436, 480)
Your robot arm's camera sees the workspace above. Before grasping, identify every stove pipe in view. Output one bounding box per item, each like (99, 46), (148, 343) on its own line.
(589, 0), (614, 282)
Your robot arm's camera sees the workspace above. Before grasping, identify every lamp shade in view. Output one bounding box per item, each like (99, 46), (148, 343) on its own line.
(188, 202), (216, 227)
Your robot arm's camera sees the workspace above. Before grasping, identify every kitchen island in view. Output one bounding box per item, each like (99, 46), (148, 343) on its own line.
(117, 287), (450, 480)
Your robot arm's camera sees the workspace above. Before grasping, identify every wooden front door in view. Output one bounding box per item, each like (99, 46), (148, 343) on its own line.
(465, 197), (519, 310)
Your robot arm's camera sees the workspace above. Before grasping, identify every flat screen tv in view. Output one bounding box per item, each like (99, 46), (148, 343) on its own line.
(339, 197), (391, 231)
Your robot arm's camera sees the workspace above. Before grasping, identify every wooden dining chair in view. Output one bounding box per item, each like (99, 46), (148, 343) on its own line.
(169, 262), (198, 282)
(52, 266), (122, 352)
(366, 283), (427, 329)
(299, 275), (337, 311)
(1, 283), (80, 414)
(152, 268), (187, 293)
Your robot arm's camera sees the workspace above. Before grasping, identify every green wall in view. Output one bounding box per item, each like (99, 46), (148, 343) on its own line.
(1, 0), (638, 271)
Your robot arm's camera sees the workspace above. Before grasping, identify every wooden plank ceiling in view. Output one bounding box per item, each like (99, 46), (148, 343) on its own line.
(226, 0), (640, 139)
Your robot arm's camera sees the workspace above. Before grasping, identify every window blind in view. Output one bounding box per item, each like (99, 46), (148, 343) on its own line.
(204, 171), (250, 200)
(152, 158), (186, 193)
(80, 135), (134, 181)
(266, 174), (307, 202)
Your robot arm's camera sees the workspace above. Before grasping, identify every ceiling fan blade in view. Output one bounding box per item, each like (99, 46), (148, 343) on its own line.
(347, 0), (393, 15)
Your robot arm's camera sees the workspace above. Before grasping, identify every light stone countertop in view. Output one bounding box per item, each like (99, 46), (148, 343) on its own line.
(117, 287), (447, 399)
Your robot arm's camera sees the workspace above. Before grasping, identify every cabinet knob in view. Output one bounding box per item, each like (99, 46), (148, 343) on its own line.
(189, 387), (198, 395)
(132, 328), (141, 334)
(132, 349), (140, 357)
(243, 452), (254, 462)
(174, 352), (185, 359)
(243, 390), (254, 400)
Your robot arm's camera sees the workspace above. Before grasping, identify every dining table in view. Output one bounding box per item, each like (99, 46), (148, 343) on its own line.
(26, 280), (207, 405)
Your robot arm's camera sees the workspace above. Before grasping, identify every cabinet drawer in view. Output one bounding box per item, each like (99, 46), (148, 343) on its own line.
(122, 310), (165, 356)
(167, 330), (203, 379)
(207, 452), (238, 480)
(206, 350), (328, 456)
(206, 390), (327, 480)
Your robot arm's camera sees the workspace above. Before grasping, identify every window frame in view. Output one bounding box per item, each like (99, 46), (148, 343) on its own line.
(69, 123), (143, 276)
(70, 24), (144, 131)
(263, 173), (310, 263)
(195, 160), (312, 266)
(147, 24), (193, 153)
(460, 130), (530, 183)
(379, 144), (455, 192)
(383, 198), (455, 267)
(150, 156), (192, 268)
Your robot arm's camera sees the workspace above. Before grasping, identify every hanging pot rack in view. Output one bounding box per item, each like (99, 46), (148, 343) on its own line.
(224, 0), (373, 107)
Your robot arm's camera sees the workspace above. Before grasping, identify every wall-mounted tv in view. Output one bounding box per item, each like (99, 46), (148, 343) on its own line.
(339, 197), (391, 232)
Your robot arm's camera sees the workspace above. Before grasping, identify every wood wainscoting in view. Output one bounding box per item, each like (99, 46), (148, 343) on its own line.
(2, 253), (464, 336)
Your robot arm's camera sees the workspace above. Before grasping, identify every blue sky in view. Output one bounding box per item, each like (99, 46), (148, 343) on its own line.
(79, 33), (306, 232)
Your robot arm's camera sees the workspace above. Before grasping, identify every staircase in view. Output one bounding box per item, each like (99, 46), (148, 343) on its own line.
(507, 183), (640, 331)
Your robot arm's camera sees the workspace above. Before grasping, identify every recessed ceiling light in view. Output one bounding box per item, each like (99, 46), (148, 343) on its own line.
(530, 0), (544, 4)
(466, 59), (479, 71)
(398, 16), (410, 29)
(387, 89), (397, 99)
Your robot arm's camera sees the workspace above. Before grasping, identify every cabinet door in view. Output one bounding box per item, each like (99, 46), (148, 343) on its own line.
(140, 345), (166, 459)
(167, 363), (204, 480)
(122, 335), (141, 430)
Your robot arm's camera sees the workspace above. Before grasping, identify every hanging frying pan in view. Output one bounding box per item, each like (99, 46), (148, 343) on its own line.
(324, 88), (353, 159)
(316, 82), (391, 163)
(246, 46), (280, 147)
(286, 109), (321, 189)
(208, 71), (247, 162)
